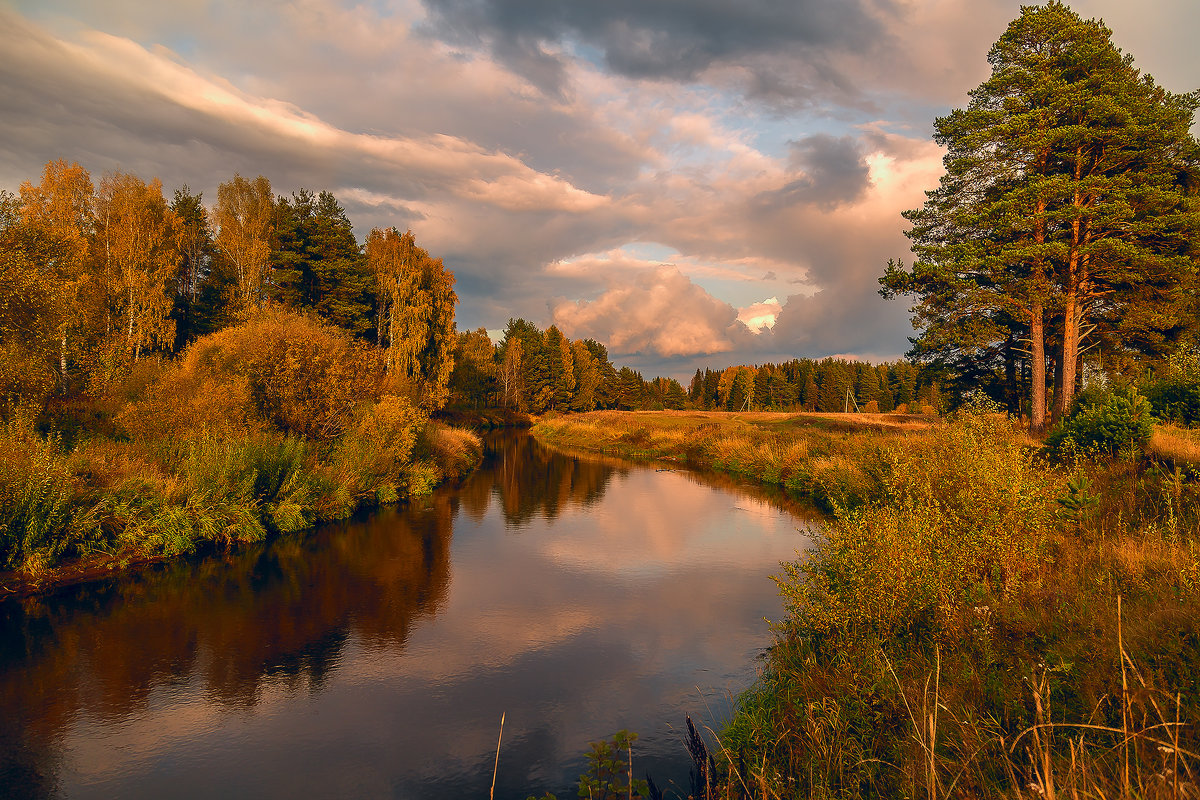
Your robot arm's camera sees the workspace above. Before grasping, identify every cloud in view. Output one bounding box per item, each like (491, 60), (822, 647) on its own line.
(550, 265), (751, 358)
(419, 0), (887, 98)
(737, 297), (782, 332)
(755, 133), (873, 210)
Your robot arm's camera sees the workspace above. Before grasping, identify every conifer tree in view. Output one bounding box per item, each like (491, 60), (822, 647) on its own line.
(570, 339), (601, 411)
(663, 378), (688, 410)
(544, 325), (575, 410)
(753, 365), (772, 410)
(273, 190), (373, 337)
(883, 1), (1200, 428)
(582, 339), (617, 409)
(616, 367), (646, 410)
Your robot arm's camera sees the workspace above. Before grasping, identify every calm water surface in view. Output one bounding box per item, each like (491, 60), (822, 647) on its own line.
(1, 433), (815, 799)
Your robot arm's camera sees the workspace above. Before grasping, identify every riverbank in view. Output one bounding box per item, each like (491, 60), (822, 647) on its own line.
(0, 312), (483, 598)
(436, 407), (535, 430)
(532, 410), (1200, 798)
(533, 409), (943, 510)
(0, 415), (482, 598)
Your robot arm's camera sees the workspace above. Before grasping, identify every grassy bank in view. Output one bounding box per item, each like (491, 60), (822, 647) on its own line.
(533, 410), (1200, 798)
(0, 311), (482, 595)
(533, 409), (941, 510)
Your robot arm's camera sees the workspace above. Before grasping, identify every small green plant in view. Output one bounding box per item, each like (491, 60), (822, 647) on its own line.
(1057, 472), (1099, 525)
(529, 730), (650, 800)
(0, 417), (88, 571)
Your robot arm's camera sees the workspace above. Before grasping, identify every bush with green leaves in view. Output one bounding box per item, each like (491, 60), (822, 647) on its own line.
(1143, 375), (1200, 426)
(1045, 385), (1154, 457)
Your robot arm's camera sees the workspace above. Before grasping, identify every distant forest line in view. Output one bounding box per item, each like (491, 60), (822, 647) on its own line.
(449, 316), (939, 415)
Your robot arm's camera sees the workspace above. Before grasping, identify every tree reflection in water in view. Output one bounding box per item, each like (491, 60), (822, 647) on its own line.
(0, 432), (812, 799)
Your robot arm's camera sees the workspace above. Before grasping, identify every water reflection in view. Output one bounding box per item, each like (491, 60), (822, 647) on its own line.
(477, 432), (623, 526)
(0, 432), (814, 799)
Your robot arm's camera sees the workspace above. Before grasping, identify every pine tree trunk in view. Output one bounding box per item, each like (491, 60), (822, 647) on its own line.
(1030, 302), (1047, 433)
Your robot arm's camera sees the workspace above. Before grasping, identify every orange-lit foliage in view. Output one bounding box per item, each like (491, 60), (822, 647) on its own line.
(122, 309), (384, 441)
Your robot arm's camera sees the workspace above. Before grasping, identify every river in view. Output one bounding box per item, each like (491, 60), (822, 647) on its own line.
(0, 432), (814, 799)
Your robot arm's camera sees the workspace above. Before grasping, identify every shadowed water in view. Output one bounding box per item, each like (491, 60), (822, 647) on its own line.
(0, 432), (815, 799)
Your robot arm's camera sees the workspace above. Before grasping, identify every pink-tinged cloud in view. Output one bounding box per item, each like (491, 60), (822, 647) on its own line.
(0, 9), (608, 217)
(737, 297), (782, 332)
(550, 266), (750, 358)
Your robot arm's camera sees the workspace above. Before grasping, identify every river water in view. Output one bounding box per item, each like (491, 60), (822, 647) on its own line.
(1, 432), (814, 799)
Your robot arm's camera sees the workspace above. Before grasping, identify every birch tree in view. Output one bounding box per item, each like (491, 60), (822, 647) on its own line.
(18, 159), (95, 390)
(366, 227), (457, 409)
(93, 172), (179, 362)
(213, 174), (273, 316)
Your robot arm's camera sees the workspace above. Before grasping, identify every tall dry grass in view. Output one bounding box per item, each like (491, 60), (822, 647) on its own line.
(533, 410), (933, 510)
(711, 411), (1200, 799)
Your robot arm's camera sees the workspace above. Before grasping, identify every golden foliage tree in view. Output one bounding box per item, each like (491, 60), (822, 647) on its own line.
(93, 172), (180, 363)
(366, 227), (457, 409)
(570, 339), (600, 412)
(17, 159), (96, 391)
(213, 174), (273, 316)
(0, 192), (64, 412)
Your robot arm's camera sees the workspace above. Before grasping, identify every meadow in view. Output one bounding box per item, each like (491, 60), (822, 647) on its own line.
(532, 409), (1200, 799)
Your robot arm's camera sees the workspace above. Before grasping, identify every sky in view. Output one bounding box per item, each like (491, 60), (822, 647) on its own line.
(2, 0), (1197, 378)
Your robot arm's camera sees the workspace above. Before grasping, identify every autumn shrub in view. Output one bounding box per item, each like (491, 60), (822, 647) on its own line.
(0, 342), (56, 420)
(118, 365), (258, 440)
(778, 412), (1058, 643)
(326, 394), (428, 507)
(110, 355), (173, 403)
(174, 309), (383, 439)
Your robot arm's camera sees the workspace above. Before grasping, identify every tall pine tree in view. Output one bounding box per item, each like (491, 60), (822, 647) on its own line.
(883, 1), (1200, 429)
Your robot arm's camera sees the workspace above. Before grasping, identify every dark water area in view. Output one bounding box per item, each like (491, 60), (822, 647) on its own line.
(0, 433), (815, 799)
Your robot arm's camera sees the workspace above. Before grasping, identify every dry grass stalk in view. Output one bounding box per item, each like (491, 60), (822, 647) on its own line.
(491, 711), (504, 800)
